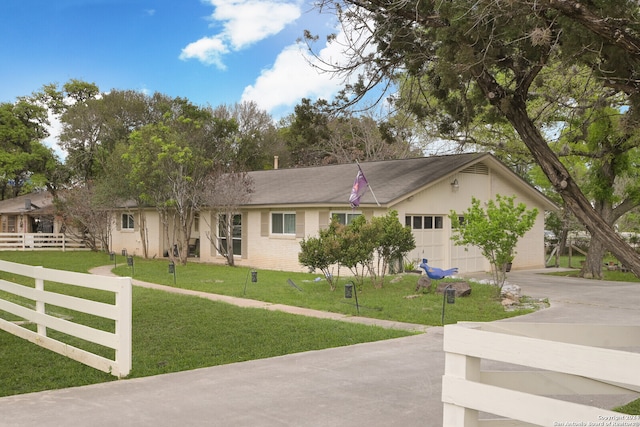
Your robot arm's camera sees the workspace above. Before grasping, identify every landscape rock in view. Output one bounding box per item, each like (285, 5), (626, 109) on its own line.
(501, 284), (522, 302)
(501, 298), (518, 307)
(415, 275), (432, 292)
(435, 281), (472, 297)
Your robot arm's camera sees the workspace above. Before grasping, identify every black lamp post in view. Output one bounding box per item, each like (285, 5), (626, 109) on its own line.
(127, 255), (134, 275)
(168, 261), (176, 284)
(441, 284), (456, 325)
(344, 282), (360, 315)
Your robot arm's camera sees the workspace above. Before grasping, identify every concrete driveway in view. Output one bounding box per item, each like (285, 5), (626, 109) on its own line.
(0, 268), (638, 426)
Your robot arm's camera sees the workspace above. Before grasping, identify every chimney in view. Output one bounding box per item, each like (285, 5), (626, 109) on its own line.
(25, 199), (31, 210)
(274, 155), (279, 170)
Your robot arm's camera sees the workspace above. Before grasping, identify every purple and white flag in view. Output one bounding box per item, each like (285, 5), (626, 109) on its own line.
(349, 167), (369, 208)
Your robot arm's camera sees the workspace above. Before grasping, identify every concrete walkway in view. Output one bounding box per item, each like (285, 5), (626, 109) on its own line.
(0, 268), (639, 426)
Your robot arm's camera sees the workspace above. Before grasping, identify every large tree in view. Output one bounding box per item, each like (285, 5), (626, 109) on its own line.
(213, 101), (280, 171)
(560, 103), (640, 278)
(124, 98), (237, 265)
(311, 0), (640, 276)
(48, 81), (152, 182)
(401, 60), (640, 278)
(280, 98), (418, 166)
(280, 98), (333, 166)
(0, 99), (62, 199)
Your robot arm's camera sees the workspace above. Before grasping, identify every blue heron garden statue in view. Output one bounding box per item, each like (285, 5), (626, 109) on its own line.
(418, 258), (458, 292)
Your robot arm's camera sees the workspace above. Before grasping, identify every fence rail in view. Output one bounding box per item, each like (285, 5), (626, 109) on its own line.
(442, 322), (640, 426)
(0, 233), (91, 250)
(0, 259), (132, 377)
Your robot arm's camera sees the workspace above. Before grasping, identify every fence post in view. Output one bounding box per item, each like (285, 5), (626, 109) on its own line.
(34, 266), (46, 337)
(114, 277), (132, 377)
(442, 326), (481, 426)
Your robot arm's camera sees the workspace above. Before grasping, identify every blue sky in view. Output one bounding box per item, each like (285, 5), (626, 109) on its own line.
(0, 0), (353, 121)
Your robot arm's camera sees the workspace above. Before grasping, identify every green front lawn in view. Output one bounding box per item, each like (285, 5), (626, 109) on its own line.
(546, 254), (640, 282)
(0, 251), (413, 397)
(110, 255), (531, 325)
(0, 251), (532, 399)
(0, 251), (535, 327)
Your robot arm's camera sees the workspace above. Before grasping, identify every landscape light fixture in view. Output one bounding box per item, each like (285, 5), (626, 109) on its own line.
(441, 284), (456, 325)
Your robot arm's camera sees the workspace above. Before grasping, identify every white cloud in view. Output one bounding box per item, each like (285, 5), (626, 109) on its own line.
(242, 14), (376, 116)
(241, 43), (339, 113)
(212, 0), (301, 50)
(180, 0), (301, 69)
(179, 36), (228, 69)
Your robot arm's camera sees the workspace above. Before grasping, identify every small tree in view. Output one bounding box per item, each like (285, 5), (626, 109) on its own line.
(299, 211), (416, 289)
(368, 210), (415, 287)
(55, 184), (113, 252)
(340, 215), (378, 287)
(298, 219), (342, 290)
(202, 170), (254, 266)
(450, 195), (538, 293)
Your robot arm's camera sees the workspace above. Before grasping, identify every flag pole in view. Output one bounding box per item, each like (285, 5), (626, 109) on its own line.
(356, 160), (380, 206)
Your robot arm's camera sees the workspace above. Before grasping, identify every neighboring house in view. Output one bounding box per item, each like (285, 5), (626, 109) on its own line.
(111, 153), (558, 274)
(0, 192), (57, 234)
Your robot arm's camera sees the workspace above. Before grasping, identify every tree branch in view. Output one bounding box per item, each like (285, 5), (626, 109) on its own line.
(541, 0), (640, 57)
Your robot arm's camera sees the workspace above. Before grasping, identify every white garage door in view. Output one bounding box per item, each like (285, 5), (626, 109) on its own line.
(450, 243), (486, 274)
(405, 214), (447, 267)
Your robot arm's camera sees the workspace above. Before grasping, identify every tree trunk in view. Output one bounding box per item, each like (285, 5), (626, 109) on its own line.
(499, 98), (640, 277)
(580, 197), (617, 278)
(225, 219), (235, 267)
(582, 237), (605, 279)
(557, 209), (572, 259)
(176, 209), (195, 266)
(138, 209), (148, 259)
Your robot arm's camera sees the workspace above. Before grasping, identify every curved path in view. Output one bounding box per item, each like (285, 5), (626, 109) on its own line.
(0, 268), (638, 426)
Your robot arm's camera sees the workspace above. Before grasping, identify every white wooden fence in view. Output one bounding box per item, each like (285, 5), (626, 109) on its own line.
(443, 322), (640, 426)
(0, 260), (132, 377)
(0, 233), (90, 250)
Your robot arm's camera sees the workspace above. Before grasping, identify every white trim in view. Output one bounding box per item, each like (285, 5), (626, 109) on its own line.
(121, 213), (135, 230)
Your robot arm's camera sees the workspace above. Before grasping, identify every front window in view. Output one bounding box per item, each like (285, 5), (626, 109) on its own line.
(413, 216), (423, 229)
(272, 212), (296, 234)
(331, 212), (361, 225)
(1, 215), (17, 232)
(405, 215), (443, 230)
(122, 214), (134, 230)
(219, 214), (242, 255)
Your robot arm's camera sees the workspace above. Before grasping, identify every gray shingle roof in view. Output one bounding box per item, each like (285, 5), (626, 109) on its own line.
(0, 191), (53, 214)
(246, 153), (488, 207)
